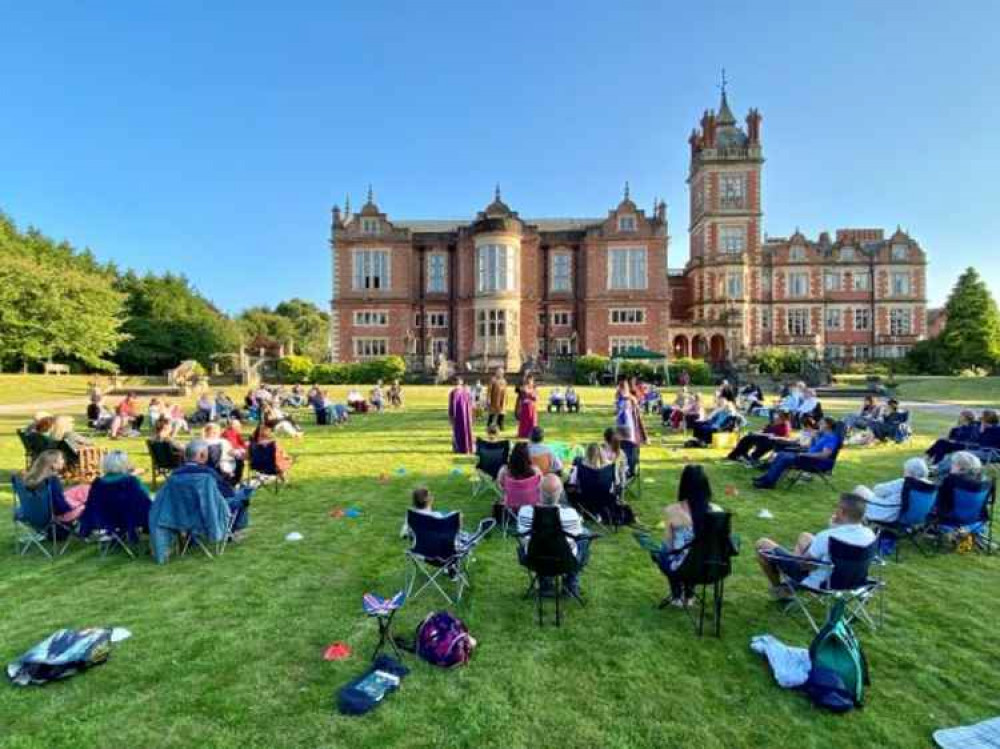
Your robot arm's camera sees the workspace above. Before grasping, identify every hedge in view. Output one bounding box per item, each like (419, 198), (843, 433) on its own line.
(573, 355), (713, 386)
(310, 356), (406, 385)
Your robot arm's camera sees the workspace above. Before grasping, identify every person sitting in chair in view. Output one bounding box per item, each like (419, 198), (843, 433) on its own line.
(688, 397), (738, 447)
(203, 422), (243, 483)
(936, 411), (1000, 471)
(547, 387), (566, 413)
(752, 417), (840, 490)
(87, 395), (114, 432)
(935, 450), (988, 523)
(600, 427), (627, 486)
(528, 426), (563, 475)
(565, 386), (581, 413)
(152, 417), (186, 464)
(251, 423), (294, 480)
(21, 450), (91, 524)
(755, 492), (874, 598)
(215, 391), (237, 419)
(925, 410), (981, 465)
(738, 382), (765, 414)
(726, 410), (793, 465)
(517, 474), (591, 597)
(194, 393), (215, 424)
(110, 393), (144, 439)
(843, 395), (883, 432)
(870, 399), (908, 443)
(650, 464), (722, 608)
(862, 457), (931, 523)
(567, 443), (608, 488)
(170, 440), (254, 533)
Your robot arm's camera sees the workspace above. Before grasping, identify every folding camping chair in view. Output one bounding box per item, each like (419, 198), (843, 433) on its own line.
(931, 477), (995, 555)
(867, 477), (938, 561)
(146, 439), (182, 489)
(499, 473), (542, 537)
(572, 463), (627, 530)
(249, 441), (286, 493)
(472, 439), (509, 500)
(362, 590), (406, 661)
(761, 536), (885, 633)
(636, 511), (738, 637)
(179, 500), (242, 559)
(404, 511), (495, 605)
(784, 423), (845, 490)
(10, 475), (77, 558)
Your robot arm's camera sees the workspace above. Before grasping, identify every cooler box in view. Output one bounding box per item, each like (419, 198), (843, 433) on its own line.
(711, 431), (739, 450)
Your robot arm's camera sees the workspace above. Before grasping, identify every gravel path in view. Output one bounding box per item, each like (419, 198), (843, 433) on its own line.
(0, 398), (89, 416)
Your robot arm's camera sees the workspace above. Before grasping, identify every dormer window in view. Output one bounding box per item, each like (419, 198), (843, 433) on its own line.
(362, 218), (380, 235)
(891, 244), (907, 261)
(840, 247), (855, 262)
(789, 246), (806, 262)
(618, 215), (636, 232)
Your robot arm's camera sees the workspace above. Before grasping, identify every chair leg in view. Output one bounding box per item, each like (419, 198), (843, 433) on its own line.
(714, 579), (724, 638)
(554, 577), (562, 627)
(536, 579), (544, 626)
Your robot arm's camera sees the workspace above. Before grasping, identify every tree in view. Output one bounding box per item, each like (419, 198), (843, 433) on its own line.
(939, 268), (1000, 371)
(237, 298), (330, 360)
(113, 272), (241, 373)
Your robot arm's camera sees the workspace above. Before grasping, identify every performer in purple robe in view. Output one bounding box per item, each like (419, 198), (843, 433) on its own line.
(448, 377), (475, 454)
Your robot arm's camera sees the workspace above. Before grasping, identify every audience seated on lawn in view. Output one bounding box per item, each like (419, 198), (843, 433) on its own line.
(24, 411), (54, 438)
(844, 395), (884, 432)
(152, 417), (186, 462)
(726, 410), (793, 465)
(23, 449), (91, 523)
(261, 403), (304, 438)
(567, 443), (608, 488)
(194, 393), (215, 423)
(937, 411), (1000, 471)
(661, 386), (693, 429)
(870, 399), (909, 443)
(649, 464), (722, 607)
(399, 486), (473, 543)
(600, 427), (627, 485)
(752, 416), (841, 490)
(78, 451), (153, 544)
(87, 394), (114, 431)
(925, 410), (980, 464)
(565, 386), (580, 413)
(215, 390), (237, 418)
(50, 415), (93, 455)
(281, 385), (307, 409)
(738, 382), (765, 414)
(528, 426), (563, 475)
(165, 401), (190, 436)
(347, 388), (368, 413)
(251, 423), (294, 480)
(688, 396), (739, 447)
(935, 450), (989, 524)
(862, 457), (931, 523)
(110, 393), (144, 439)
(497, 442), (542, 514)
(203, 422), (243, 483)
(547, 387), (566, 413)
(517, 474), (591, 597)
(755, 492), (875, 598)
(790, 387), (822, 429)
(222, 418), (249, 454)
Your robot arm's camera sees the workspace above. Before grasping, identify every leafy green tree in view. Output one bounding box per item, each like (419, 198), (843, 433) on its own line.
(238, 298), (329, 360)
(114, 272), (241, 373)
(939, 268), (1000, 371)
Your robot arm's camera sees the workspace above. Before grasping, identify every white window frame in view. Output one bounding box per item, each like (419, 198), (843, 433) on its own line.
(824, 344), (845, 360)
(607, 247), (648, 290)
(789, 246), (806, 262)
(427, 312), (448, 328)
(476, 244), (516, 293)
(854, 308), (872, 331)
(825, 308), (843, 331)
(824, 272), (842, 292)
(719, 225), (746, 254)
(760, 307), (772, 330)
(430, 337), (449, 359)
(426, 252), (447, 294)
(726, 272), (743, 299)
(551, 310), (572, 327)
(352, 249), (391, 291)
(550, 252), (572, 292)
(609, 336), (647, 356)
(853, 345), (871, 360)
(617, 215), (636, 232)
(787, 308), (809, 336)
(353, 310), (389, 327)
(476, 309), (507, 341)
(353, 337), (388, 359)
(853, 272), (871, 291)
(788, 271), (810, 298)
(889, 308), (912, 336)
(840, 247), (855, 261)
(891, 244), (908, 261)
(553, 338), (573, 356)
(361, 218), (380, 235)
(891, 272), (911, 296)
(610, 308), (646, 325)
(720, 174), (746, 208)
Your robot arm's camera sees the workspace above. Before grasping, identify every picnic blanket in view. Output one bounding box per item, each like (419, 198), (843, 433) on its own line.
(933, 716), (1000, 748)
(750, 634), (811, 689)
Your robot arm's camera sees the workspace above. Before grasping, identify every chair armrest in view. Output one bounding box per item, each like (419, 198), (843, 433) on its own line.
(758, 549), (832, 569)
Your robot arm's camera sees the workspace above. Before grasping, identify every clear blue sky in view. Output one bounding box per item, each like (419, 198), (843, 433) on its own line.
(2, 1), (997, 313)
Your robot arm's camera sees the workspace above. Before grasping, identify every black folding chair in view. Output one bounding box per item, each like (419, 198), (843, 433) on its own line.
(518, 506), (596, 626)
(404, 510), (494, 605)
(146, 439), (182, 489)
(249, 441), (286, 493)
(672, 512), (738, 637)
(472, 439), (509, 500)
(762, 536), (884, 632)
(867, 477), (938, 561)
(573, 463), (628, 530)
(784, 423), (845, 490)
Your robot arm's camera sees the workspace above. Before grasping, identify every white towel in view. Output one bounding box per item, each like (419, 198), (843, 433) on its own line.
(750, 634), (811, 688)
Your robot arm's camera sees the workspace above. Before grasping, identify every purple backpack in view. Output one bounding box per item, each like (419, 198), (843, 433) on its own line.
(415, 611), (473, 668)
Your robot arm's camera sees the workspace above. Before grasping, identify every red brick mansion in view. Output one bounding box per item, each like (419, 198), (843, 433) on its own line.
(329, 88), (927, 370)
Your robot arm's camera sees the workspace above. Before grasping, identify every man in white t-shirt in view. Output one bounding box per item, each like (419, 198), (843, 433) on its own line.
(517, 474), (589, 595)
(755, 493), (875, 595)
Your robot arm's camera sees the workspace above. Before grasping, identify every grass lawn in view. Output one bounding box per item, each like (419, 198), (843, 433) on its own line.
(1, 385), (998, 748)
(835, 374), (1000, 406)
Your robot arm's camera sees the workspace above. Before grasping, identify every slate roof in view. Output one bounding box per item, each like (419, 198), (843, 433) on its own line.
(393, 218), (605, 234)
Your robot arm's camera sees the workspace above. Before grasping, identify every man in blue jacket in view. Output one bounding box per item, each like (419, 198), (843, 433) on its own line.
(753, 417), (841, 490)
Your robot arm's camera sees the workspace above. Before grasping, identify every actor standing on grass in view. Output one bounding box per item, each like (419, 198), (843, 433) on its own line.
(487, 367), (507, 431)
(449, 377), (475, 454)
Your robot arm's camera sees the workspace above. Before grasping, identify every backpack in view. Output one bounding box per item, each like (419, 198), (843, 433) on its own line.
(415, 611), (474, 668)
(805, 599), (869, 711)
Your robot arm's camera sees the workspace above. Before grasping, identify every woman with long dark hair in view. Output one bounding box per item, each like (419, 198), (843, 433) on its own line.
(655, 464), (720, 607)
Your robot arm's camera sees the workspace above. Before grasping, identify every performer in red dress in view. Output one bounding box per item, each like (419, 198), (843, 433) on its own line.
(516, 375), (539, 439)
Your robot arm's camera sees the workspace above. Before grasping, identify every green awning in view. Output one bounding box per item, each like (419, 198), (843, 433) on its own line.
(612, 347), (667, 361)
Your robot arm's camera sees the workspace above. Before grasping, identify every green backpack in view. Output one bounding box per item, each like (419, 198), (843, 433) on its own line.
(806, 599), (870, 710)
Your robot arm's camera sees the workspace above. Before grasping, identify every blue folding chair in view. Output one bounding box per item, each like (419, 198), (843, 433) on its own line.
(932, 477), (995, 554)
(868, 477), (938, 561)
(10, 475), (77, 558)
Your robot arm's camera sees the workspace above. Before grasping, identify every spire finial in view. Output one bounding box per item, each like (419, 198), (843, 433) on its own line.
(624, 181), (630, 201)
(495, 183), (501, 201)
(344, 193), (351, 215)
(720, 67), (728, 99)
(366, 184), (374, 205)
